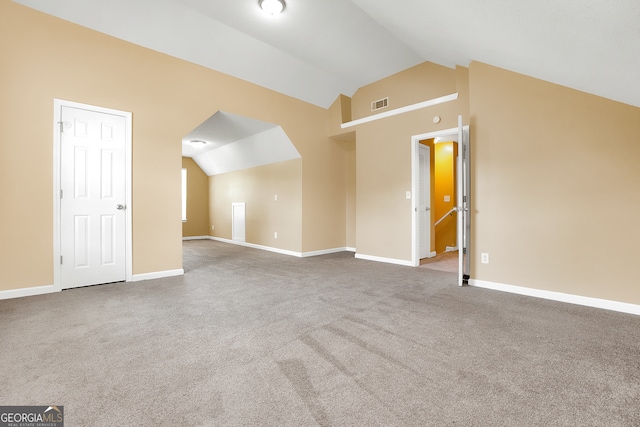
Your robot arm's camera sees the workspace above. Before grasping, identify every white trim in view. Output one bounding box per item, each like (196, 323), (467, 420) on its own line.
(469, 279), (640, 316)
(209, 236), (302, 257)
(302, 247), (349, 258)
(182, 235), (211, 241)
(0, 285), (57, 300)
(53, 99), (133, 291)
(354, 253), (414, 267)
(345, 247), (356, 252)
(341, 93), (458, 129)
(132, 269), (184, 282)
(445, 246), (458, 252)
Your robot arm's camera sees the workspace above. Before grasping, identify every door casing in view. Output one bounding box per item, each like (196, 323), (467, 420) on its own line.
(411, 124), (470, 272)
(53, 99), (133, 291)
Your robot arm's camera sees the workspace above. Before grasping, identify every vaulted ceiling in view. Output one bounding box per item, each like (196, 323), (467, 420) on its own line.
(14, 0), (640, 109)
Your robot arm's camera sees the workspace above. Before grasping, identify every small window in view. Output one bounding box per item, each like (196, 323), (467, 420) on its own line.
(181, 168), (187, 222)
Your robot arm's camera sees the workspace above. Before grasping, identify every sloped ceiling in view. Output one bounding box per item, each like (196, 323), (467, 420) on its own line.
(13, 0), (640, 109)
(183, 111), (300, 176)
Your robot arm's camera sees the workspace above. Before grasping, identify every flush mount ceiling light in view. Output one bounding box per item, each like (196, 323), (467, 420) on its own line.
(189, 139), (207, 147)
(259, 0), (285, 15)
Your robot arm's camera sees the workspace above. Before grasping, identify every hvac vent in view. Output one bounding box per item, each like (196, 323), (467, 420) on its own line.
(371, 97), (389, 111)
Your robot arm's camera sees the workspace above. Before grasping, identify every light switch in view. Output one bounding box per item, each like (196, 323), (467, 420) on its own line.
(444, 195), (451, 202)
(406, 191), (411, 199)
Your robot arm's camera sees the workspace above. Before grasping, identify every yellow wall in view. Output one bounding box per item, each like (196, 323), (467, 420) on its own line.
(209, 159), (302, 251)
(182, 158), (209, 237)
(469, 61), (640, 304)
(0, 1), (345, 291)
(434, 141), (457, 254)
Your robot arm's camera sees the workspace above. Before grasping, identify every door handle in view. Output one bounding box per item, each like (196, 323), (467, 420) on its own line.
(116, 204), (126, 210)
(425, 207), (430, 211)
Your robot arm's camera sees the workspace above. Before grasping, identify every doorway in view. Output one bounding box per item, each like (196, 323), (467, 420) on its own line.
(411, 118), (470, 286)
(53, 100), (133, 290)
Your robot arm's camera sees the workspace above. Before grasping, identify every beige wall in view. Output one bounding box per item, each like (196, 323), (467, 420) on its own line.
(0, 2), (344, 291)
(346, 64), (469, 261)
(351, 62), (458, 121)
(209, 159), (302, 251)
(345, 141), (356, 249)
(182, 158), (209, 237)
(469, 61), (640, 304)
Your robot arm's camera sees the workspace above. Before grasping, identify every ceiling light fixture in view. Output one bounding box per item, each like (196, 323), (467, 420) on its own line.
(259, 0), (285, 15)
(190, 139), (207, 147)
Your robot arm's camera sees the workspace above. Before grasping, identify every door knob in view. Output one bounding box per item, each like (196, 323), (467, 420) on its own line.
(425, 207), (430, 211)
(116, 204), (126, 210)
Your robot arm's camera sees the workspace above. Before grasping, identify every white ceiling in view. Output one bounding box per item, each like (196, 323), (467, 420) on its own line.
(14, 0), (640, 109)
(182, 111), (300, 176)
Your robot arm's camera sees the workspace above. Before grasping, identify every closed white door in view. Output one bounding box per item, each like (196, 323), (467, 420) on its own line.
(418, 144), (431, 259)
(232, 202), (246, 242)
(60, 106), (127, 289)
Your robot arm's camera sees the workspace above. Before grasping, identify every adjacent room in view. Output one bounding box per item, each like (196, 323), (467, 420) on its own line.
(1, 0), (640, 425)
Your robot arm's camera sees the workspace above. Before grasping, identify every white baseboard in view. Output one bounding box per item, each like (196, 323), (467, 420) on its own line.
(209, 236), (302, 257)
(207, 237), (355, 259)
(182, 235), (211, 241)
(355, 253), (413, 267)
(345, 247), (356, 252)
(0, 284), (57, 300)
(445, 246), (458, 252)
(132, 269), (184, 282)
(302, 247), (349, 258)
(469, 279), (640, 316)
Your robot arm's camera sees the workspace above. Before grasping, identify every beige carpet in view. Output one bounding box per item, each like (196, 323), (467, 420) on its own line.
(1, 240), (639, 426)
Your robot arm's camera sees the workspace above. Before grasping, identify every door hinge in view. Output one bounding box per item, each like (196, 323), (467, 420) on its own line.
(463, 248), (467, 254)
(60, 189), (63, 199)
(58, 121), (64, 132)
(60, 256), (63, 264)
(463, 196), (467, 203)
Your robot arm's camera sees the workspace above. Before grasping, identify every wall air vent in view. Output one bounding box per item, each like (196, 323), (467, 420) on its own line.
(371, 97), (389, 112)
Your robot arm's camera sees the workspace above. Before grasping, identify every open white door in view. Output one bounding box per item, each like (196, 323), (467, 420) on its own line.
(456, 116), (471, 286)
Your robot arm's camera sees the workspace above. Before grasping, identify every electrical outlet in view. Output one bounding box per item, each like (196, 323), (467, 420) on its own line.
(481, 253), (489, 264)
(211, 225), (215, 231)
(274, 232), (278, 239)
(274, 194), (278, 201)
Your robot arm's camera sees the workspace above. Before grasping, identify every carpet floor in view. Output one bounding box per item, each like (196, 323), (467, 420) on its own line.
(1, 240), (639, 426)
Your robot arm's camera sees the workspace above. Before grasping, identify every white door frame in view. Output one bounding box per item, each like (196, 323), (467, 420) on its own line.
(411, 125), (469, 267)
(53, 99), (133, 291)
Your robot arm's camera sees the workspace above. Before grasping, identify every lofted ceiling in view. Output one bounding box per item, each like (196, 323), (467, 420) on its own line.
(13, 0), (640, 109)
(183, 111), (300, 176)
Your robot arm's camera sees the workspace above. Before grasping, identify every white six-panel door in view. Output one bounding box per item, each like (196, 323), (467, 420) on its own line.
(60, 106), (127, 289)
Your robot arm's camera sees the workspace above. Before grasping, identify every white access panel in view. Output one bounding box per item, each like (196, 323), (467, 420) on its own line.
(232, 202), (246, 242)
